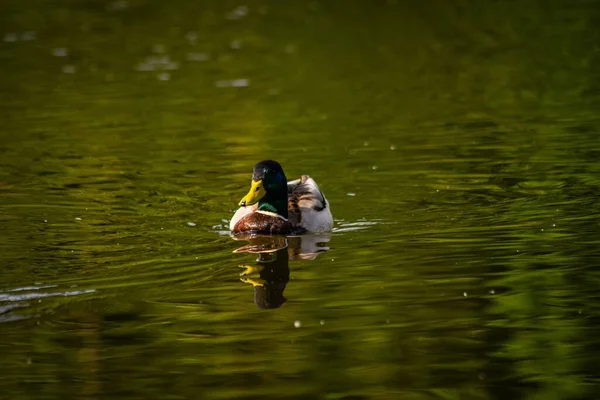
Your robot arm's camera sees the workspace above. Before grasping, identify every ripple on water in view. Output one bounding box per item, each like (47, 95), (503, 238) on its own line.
(136, 55), (179, 72)
(332, 218), (390, 233)
(0, 285), (97, 323)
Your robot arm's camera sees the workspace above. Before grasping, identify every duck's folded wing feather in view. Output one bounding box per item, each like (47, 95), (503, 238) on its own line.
(287, 175), (333, 232)
(288, 175), (328, 211)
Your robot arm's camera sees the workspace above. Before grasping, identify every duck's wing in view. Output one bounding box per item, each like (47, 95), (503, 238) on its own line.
(287, 175), (327, 210)
(287, 175), (333, 232)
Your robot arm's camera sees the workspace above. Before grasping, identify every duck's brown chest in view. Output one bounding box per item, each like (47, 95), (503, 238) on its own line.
(232, 212), (294, 235)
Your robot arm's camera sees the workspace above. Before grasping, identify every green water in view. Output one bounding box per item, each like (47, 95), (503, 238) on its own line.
(1, 0), (600, 399)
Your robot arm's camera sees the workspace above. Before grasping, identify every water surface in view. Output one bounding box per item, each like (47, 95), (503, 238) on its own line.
(1, 1), (600, 399)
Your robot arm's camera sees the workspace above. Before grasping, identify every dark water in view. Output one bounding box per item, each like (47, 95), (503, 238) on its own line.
(1, 1), (600, 399)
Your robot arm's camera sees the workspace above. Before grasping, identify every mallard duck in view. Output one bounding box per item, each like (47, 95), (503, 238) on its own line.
(229, 160), (333, 235)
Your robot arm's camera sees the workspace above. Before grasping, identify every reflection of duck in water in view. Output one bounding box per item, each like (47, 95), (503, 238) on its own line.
(238, 245), (289, 310)
(233, 234), (331, 309)
(230, 160), (333, 235)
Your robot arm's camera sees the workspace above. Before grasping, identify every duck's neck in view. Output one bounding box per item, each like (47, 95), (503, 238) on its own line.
(258, 189), (288, 219)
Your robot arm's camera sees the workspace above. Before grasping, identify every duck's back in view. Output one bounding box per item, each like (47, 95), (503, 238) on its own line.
(287, 175), (333, 233)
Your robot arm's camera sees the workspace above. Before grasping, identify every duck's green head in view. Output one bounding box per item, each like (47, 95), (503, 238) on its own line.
(239, 160), (288, 218)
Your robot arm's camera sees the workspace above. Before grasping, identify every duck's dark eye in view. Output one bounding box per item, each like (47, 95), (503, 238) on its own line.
(255, 186), (260, 192)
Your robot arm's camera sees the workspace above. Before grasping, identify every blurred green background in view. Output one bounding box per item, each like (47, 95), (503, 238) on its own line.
(1, 1), (600, 399)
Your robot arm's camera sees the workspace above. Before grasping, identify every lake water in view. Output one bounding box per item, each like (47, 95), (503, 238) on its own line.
(1, 1), (600, 399)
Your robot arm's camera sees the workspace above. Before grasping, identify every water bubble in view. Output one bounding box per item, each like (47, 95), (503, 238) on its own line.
(158, 72), (170, 81)
(52, 48), (68, 57)
(230, 40), (241, 50)
(75, 217), (82, 221)
(346, 192), (356, 196)
(293, 320), (301, 328)
(319, 320), (325, 325)
(390, 145), (396, 150)
(363, 141), (369, 146)
(463, 292), (468, 297)
(489, 289), (495, 294)
(372, 165), (378, 170)
(43, 220), (47, 223)
(187, 222), (197, 227)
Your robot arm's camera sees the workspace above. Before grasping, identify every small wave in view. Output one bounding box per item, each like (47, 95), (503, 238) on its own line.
(332, 218), (392, 233)
(0, 288), (96, 302)
(5, 284), (58, 292)
(0, 285), (97, 323)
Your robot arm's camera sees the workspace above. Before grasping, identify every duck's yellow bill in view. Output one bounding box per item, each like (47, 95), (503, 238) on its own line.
(239, 179), (266, 206)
